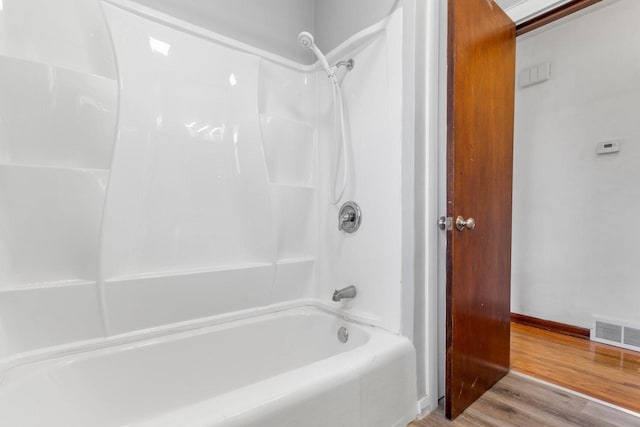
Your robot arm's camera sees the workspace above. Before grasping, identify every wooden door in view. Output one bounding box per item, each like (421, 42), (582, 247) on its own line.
(445, 0), (516, 420)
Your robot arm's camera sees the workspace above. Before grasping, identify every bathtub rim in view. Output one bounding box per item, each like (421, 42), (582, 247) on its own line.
(0, 299), (402, 381)
(0, 300), (419, 427)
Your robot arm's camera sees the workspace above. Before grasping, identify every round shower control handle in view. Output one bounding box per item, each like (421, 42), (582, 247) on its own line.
(338, 201), (362, 233)
(341, 212), (355, 222)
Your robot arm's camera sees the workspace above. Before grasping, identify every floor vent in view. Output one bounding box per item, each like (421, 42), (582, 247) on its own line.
(624, 327), (640, 348)
(592, 318), (640, 352)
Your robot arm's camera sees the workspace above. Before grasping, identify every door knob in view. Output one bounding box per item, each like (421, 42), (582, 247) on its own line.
(455, 216), (476, 231)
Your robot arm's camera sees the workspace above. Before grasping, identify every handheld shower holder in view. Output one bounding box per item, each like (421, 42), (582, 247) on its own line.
(335, 59), (354, 71)
(297, 31), (354, 79)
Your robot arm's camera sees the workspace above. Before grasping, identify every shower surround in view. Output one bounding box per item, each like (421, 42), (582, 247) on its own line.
(0, 0), (419, 425)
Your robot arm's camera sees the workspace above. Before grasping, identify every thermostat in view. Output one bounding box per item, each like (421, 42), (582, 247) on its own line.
(596, 140), (621, 155)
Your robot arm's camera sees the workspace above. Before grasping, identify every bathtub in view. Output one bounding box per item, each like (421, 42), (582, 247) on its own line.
(0, 306), (417, 426)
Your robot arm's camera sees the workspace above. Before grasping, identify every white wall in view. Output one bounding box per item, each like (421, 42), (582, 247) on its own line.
(0, 0), (116, 78)
(317, 9), (405, 333)
(100, 4), (318, 335)
(512, 0), (640, 328)
(314, 0), (399, 53)
(314, 1), (429, 404)
(0, 0), (318, 359)
(127, 0), (402, 65)
(131, 0), (316, 64)
(0, 0), (116, 358)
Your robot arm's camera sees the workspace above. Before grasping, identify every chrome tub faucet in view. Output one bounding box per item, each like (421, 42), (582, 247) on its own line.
(332, 285), (357, 302)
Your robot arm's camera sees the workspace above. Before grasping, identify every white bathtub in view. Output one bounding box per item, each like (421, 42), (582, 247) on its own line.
(0, 306), (417, 426)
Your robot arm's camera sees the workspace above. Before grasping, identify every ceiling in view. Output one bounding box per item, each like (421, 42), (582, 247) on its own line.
(495, 0), (573, 23)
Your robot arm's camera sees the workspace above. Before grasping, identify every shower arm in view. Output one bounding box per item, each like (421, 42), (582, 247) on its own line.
(334, 59), (354, 71)
(326, 59), (354, 77)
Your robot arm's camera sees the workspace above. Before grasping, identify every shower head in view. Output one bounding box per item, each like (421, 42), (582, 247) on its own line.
(297, 31), (314, 49)
(297, 31), (333, 78)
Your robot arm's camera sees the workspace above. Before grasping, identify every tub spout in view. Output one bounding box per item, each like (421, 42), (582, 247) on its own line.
(332, 285), (357, 302)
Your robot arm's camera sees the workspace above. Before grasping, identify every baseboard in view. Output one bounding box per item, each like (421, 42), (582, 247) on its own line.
(417, 396), (433, 417)
(511, 313), (590, 339)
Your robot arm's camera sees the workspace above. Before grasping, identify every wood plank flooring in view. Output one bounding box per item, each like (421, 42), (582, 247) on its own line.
(412, 322), (640, 426)
(411, 373), (640, 426)
(511, 322), (640, 413)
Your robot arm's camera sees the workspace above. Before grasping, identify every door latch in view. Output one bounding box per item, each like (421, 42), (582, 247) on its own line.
(438, 216), (453, 231)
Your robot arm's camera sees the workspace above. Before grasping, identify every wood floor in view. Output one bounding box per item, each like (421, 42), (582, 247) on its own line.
(411, 373), (640, 426)
(412, 322), (640, 426)
(511, 322), (640, 413)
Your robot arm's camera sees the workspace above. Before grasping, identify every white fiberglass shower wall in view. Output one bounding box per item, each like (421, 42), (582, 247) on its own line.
(0, 0), (118, 356)
(317, 10), (409, 333)
(99, 3), (320, 334)
(0, 0), (320, 354)
(0, 0), (425, 418)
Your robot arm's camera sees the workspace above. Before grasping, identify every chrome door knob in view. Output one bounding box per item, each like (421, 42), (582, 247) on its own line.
(455, 216), (476, 231)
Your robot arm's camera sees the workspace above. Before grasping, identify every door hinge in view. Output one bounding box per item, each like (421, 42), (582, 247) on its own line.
(438, 216), (453, 231)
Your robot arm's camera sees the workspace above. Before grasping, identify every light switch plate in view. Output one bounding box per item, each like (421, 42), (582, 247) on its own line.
(519, 61), (551, 88)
